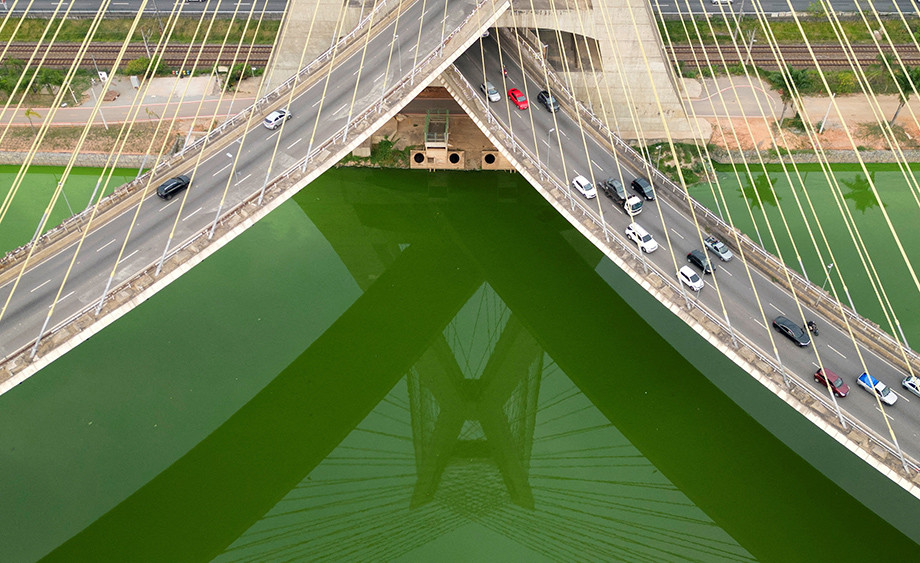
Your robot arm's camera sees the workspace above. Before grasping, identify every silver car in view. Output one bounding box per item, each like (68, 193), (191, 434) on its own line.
(480, 81), (500, 103)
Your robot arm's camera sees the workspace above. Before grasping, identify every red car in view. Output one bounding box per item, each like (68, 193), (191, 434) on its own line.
(507, 88), (528, 110)
(814, 368), (849, 397)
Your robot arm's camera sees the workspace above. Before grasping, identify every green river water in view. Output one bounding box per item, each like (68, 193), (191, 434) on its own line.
(0, 165), (918, 561)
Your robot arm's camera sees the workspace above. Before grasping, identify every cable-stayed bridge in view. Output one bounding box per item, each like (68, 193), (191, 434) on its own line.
(2, 0), (920, 513)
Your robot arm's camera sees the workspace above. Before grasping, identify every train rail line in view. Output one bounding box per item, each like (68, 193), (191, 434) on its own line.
(667, 43), (920, 69)
(0, 42), (273, 69)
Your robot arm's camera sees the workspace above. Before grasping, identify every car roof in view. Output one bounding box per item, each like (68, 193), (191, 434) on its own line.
(859, 372), (879, 385)
(628, 222), (647, 234)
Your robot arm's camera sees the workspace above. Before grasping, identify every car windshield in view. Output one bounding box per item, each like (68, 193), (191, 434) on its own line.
(515, 94), (525, 101)
(880, 385), (892, 396)
(641, 234), (652, 242)
(832, 377), (843, 388)
(689, 272), (700, 283)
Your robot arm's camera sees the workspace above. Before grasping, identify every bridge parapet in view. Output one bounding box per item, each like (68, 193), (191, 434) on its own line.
(439, 62), (920, 495)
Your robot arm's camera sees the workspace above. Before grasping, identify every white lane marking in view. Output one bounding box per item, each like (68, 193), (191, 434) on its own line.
(59, 290), (74, 303)
(225, 152), (233, 158)
(213, 162), (232, 177)
(560, 129), (569, 138)
(409, 44), (418, 51)
(31, 279), (51, 293)
(374, 73), (385, 83)
(812, 362), (819, 368)
(826, 344), (847, 359)
(768, 303), (784, 315)
(591, 159), (602, 171)
(542, 139), (550, 147)
(96, 238), (116, 252)
(753, 318), (766, 330)
(719, 267), (733, 277)
(312, 99), (322, 108)
(183, 207), (202, 222)
(670, 229), (684, 239)
(334, 103), (348, 115)
(266, 130), (280, 140)
(158, 199), (179, 212)
(118, 249), (139, 264)
(234, 173), (252, 186)
(875, 406), (895, 421)
(287, 138), (303, 150)
(894, 390), (911, 403)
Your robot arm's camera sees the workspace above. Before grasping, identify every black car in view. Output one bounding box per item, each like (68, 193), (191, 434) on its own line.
(631, 177), (655, 201)
(536, 90), (560, 113)
(772, 316), (811, 347)
(687, 249), (713, 274)
(156, 175), (191, 200)
(601, 177), (626, 202)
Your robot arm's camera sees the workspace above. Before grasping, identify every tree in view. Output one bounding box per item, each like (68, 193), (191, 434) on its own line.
(767, 65), (812, 124)
(890, 66), (920, 126)
(24, 108), (41, 133)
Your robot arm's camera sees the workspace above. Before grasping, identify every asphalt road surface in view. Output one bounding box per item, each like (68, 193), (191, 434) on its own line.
(454, 35), (920, 463)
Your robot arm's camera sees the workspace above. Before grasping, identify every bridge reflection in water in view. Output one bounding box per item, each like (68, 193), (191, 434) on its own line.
(216, 282), (751, 562)
(43, 171), (918, 562)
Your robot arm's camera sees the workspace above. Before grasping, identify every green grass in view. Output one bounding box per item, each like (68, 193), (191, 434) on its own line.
(659, 17), (920, 46)
(0, 17), (281, 44)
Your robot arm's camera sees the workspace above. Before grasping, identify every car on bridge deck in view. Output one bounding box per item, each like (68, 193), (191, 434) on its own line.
(687, 249), (713, 275)
(537, 90), (560, 113)
(857, 372), (897, 406)
(601, 178), (642, 215)
(625, 223), (659, 253)
(480, 81), (500, 102)
(772, 316), (810, 347)
(263, 108), (291, 130)
(814, 368), (849, 397)
(631, 177), (656, 201)
(156, 175), (190, 200)
(901, 375), (920, 398)
(570, 175), (597, 199)
(507, 88), (529, 110)
(704, 235), (733, 262)
(678, 265), (704, 292)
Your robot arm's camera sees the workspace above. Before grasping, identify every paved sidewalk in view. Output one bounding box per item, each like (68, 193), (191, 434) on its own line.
(3, 75), (258, 127)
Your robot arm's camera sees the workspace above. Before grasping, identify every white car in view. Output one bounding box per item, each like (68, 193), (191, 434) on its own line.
(263, 108), (291, 130)
(625, 223), (658, 253)
(480, 81), (500, 103)
(902, 375), (920, 398)
(570, 175), (597, 199)
(857, 372), (897, 406)
(678, 266), (704, 291)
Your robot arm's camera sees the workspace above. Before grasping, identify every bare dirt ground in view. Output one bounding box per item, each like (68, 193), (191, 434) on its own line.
(706, 116), (920, 151)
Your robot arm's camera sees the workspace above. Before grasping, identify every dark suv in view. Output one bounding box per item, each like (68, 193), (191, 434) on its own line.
(536, 90), (560, 113)
(156, 175), (191, 200)
(631, 177), (655, 201)
(687, 249), (713, 274)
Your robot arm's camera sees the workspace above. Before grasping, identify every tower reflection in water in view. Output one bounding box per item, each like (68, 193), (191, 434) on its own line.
(216, 284), (752, 562)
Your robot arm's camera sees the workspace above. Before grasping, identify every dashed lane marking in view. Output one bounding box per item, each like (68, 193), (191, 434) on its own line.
(96, 238), (116, 252)
(670, 228), (684, 239)
(30, 279), (51, 293)
(287, 138), (303, 150)
(234, 173), (252, 186)
(769, 303), (784, 315)
(826, 344), (846, 359)
(182, 207), (202, 222)
(118, 249), (139, 265)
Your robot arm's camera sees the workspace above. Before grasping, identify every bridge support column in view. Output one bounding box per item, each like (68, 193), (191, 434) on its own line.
(497, 0), (709, 142)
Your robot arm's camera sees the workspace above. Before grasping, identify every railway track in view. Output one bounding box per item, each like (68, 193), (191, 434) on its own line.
(667, 43), (920, 69)
(0, 42), (273, 69)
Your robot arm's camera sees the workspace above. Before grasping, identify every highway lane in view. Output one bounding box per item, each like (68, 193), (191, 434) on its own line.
(0, 0), (489, 356)
(455, 37), (920, 460)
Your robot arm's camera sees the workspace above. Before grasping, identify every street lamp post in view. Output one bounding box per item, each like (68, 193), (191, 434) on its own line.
(821, 262), (834, 291)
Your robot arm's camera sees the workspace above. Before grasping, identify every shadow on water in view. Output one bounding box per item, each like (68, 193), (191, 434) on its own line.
(739, 172), (779, 210)
(43, 170), (919, 562)
(841, 171), (886, 214)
